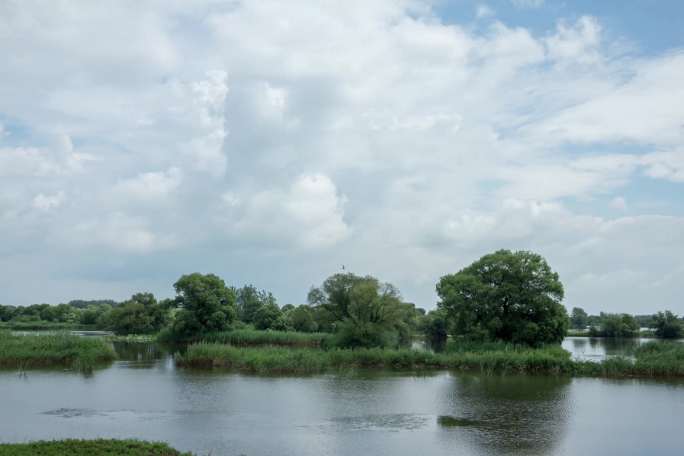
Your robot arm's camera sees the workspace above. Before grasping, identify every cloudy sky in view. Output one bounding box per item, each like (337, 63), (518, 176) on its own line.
(1, 0), (683, 314)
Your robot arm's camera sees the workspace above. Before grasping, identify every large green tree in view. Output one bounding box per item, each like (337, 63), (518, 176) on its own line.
(169, 273), (237, 339)
(437, 250), (568, 346)
(309, 273), (411, 348)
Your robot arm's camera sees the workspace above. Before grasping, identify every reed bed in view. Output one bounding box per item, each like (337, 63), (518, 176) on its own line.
(176, 343), (575, 375)
(0, 439), (191, 456)
(0, 331), (115, 371)
(177, 340), (684, 378)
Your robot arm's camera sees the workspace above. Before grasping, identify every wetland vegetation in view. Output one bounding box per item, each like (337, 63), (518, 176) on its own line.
(0, 439), (191, 456)
(0, 331), (115, 371)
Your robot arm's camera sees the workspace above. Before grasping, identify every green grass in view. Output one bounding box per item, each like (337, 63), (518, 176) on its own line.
(200, 329), (330, 348)
(0, 439), (191, 455)
(177, 340), (684, 378)
(176, 343), (575, 375)
(0, 331), (116, 371)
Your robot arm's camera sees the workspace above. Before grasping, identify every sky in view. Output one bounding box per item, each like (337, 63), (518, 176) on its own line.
(1, 0), (683, 314)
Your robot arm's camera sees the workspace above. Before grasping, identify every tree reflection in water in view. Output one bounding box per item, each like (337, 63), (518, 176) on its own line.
(439, 374), (571, 455)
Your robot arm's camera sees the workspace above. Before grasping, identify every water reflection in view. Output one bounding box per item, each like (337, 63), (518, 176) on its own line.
(562, 337), (646, 361)
(439, 374), (571, 455)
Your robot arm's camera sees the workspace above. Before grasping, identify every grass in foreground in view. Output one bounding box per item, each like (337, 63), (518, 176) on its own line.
(176, 341), (684, 378)
(200, 329), (330, 348)
(0, 331), (115, 371)
(0, 439), (191, 456)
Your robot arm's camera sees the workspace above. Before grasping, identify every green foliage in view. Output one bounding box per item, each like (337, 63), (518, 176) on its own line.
(570, 307), (589, 330)
(253, 301), (283, 330)
(236, 285), (276, 324)
(653, 310), (682, 339)
(104, 293), (168, 335)
(437, 250), (568, 346)
(202, 329), (329, 347)
(309, 274), (414, 348)
(284, 305), (318, 332)
(0, 439), (191, 456)
(590, 313), (639, 338)
(421, 309), (448, 350)
(0, 331), (115, 371)
(168, 273), (237, 341)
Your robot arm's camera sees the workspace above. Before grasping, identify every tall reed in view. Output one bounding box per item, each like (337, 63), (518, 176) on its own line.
(0, 331), (115, 371)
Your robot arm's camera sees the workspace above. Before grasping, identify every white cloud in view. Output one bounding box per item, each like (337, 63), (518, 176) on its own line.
(1, 1), (683, 313)
(610, 196), (627, 211)
(70, 213), (176, 253)
(225, 174), (350, 249)
(641, 149), (684, 182)
(0, 133), (84, 177)
(545, 16), (602, 65)
(32, 191), (65, 211)
(114, 167), (182, 202)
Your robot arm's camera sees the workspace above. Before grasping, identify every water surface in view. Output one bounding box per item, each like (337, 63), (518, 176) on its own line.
(1, 341), (682, 455)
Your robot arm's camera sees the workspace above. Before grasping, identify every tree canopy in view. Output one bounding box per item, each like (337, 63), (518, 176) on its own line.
(653, 310), (682, 339)
(169, 273), (237, 339)
(570, 307), (589, 330)
(308, 273), (418, 348)
(437, 250), (568, 346)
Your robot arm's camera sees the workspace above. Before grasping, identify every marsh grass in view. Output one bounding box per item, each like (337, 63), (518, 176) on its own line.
(177, 340), (684, 378)
(200, 329), (330, 348)
(0, 439), (191, 456)
(176, 343), (575, 375)
(0, 331), (115, 371)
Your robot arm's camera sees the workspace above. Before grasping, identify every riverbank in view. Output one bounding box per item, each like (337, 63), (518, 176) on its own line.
(0, 331), (115, 371)
(176, 341), (684, 378)
(0, 439), (191, 455)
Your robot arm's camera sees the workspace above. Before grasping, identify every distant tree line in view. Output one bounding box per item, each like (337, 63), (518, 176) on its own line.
(2, 249), (681, 346)
(569, 307), (683, 339)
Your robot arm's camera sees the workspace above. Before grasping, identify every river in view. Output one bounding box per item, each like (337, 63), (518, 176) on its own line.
(1, 338), (683, 455)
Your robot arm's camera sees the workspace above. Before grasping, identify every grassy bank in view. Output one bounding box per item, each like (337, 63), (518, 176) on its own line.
(200, 329), (330, 348)
(176, 341), (684, 378)
(0, 331), (116, 371)
(176, 343), (575, 374)
(0, 439), (191, 455)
